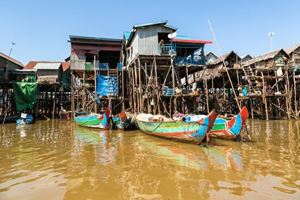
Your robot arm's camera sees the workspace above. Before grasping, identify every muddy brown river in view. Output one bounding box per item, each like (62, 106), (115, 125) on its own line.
(0, 120), (299, 199)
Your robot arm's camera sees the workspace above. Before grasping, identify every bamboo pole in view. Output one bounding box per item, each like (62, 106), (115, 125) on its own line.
(132, 68), (136, 113)
(71, 71), (75, 119)
(250, 97), (254, 119)
(205, 79), (209, 113)
(93, 55), (97, 113)
(138, 58), (142, 112)
(208, 20), (241, 112)
(293, 72), (298, 118)
(171, 56), (176, 114)
(261, 72), (269, 120)
(145, 62), (150, 113)
(121, 63), (125, 110)
(275, 77), (281, 119)
(133, 62), (138, 112)
(52, 87), (56, 119)
(286, 69), (291, 119)
(154, 57), (160, 114)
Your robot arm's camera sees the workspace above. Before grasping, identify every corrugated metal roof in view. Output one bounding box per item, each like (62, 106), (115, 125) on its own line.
(24, 61), (37, 69)
(284, 44), (300, 55)
(0, 52), (24, 67)
(172, 38), (212, 45)
(126, 21), (177, 47)
(242, 49), (287, 67)
(34, 62), (61, 70)
(133, 21), (171, 29)
(69, 35), (122, 43)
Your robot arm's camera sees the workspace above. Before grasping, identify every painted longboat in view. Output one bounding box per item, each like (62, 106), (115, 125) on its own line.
(112, 111), (136, 130)
(136, 110), (217, 144)
(74, 109), (110, 129)
(209, 106), (249, 140)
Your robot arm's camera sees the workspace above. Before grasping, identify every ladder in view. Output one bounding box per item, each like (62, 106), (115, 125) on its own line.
(242, 65), (258, 93)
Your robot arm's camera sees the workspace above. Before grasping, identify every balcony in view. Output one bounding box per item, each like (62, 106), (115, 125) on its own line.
(175, 55), (206, 66)
(161, 44), (177, 55)
(160, 44), (206, 66)
(99, 63), (109, 70)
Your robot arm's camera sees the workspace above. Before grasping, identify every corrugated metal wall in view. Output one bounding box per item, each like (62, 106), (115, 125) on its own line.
(128, 25), (173, 64)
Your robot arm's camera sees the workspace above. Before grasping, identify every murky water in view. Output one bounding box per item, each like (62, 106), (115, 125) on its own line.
(0, 120), (299, 200)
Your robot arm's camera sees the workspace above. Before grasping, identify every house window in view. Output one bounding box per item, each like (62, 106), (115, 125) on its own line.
(85, 53), (94, 62)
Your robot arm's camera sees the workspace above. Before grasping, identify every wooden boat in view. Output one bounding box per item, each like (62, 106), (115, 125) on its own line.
(209, 106), (249, 140)
(136, 110), (217, 144)
(74, 109), (110, 129)
(112, 111), (136, 130)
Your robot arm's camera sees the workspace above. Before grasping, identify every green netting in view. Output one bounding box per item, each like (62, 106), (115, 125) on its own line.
(13, 82), (37, 112)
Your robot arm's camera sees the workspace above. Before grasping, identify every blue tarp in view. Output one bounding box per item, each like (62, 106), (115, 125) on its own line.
(96, 75), (118, 96)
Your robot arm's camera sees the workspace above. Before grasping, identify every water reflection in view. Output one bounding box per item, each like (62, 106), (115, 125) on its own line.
(0, 120), (299, 199)
(74, 126), (123, 165)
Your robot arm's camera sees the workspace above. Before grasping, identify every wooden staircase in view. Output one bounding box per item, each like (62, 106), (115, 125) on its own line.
(242, 65), (259, 93)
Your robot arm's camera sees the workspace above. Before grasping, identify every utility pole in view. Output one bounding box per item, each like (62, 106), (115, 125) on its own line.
(268, 32), (275, 51)
(4, 42), (16, 80)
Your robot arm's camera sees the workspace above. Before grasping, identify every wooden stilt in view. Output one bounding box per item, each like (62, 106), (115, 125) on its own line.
(154, 57), (160, 115)
(71, 71), (75, 119)
(138, 58), (142, 112)
(171, 57), (176, 114)
(293, 72), (298, 118)
(261, 72), (269, 120)
(205, 79), (209, 113)
(286, 70), (291, 119)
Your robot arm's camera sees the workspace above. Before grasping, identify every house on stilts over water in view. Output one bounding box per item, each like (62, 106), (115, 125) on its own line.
(69, 35), (124, 117)
(123, 21), (212, 116)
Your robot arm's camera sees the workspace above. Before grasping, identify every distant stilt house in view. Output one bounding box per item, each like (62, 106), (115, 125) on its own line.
(0, 52), (24, 81)
(241, 54), (253, 62)
(284, 44), (300, 118)
(23, 61), (71, 118)
(123, 21), (212, 116)
(193, 51), (242, 114)
(0, 52), (24, 121)
(241, 49), (290, 119)
(206, 52), (218, 64)
(69, 35), (123, 117)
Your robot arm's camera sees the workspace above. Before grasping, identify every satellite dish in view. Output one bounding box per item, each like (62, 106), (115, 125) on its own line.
(268, 32), (275, 37)
(168, 32), (177, 39)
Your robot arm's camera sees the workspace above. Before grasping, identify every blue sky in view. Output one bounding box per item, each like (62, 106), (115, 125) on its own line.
(1, 0), (299, 64)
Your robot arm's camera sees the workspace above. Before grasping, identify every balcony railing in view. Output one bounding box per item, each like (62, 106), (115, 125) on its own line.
(161, 44), (177, 55)
(99, 63), (109, 70)
(175, 55), (206, 66)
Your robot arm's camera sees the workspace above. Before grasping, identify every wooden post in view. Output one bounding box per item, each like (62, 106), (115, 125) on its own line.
(52, 86), (56, 119)
(236, 70), (240, 86)
(138, 58), (142, 112)
(154, 57), (160, 114)
(71, 71), (75, 119)
(132, 68), (136, 113)
(145, 62), (150, 113)
(250, 97), (254, 119)
(121, 63), (125, 110)
(222, 76), (226, 100)
(205, 79), (209, 113)
(221, 62), (241, 111)
(134, 62), (139, 113)
(93, 55), (97, 113)
(286, 70), (291, 119)
(293, 72), (298, 118)
(275, 76), (281, 118)
(171, 57), (176, 114)
(261, 72), (268, 120)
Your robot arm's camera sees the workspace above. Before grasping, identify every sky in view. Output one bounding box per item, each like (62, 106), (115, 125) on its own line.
(1, 0), (300, 64)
